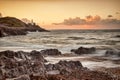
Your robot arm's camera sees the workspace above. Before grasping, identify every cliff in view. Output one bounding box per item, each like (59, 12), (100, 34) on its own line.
(0, 17), (48, 37)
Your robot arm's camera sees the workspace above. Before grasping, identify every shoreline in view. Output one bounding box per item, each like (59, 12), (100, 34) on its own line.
(0, 47), (120, 80)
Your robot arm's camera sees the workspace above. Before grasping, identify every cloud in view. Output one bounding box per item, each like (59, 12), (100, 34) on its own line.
(85, 15), (101, 24)
(53, 17), (86, 25)
(53, 15), (120, 26)
(101, 19), (120, 25)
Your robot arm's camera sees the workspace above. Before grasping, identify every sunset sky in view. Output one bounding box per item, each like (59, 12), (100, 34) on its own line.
(0, 0), (120, 29)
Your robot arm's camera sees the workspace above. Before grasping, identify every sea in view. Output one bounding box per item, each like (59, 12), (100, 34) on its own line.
(0, 29), (120, 52)
(0, 29), (120, 69)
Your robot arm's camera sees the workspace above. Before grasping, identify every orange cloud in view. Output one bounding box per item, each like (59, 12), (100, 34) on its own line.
(85, 15), (101, 24)
(53, 15), (120, 26)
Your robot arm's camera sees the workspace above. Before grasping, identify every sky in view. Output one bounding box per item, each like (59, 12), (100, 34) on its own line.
(0, 0), (120, 29)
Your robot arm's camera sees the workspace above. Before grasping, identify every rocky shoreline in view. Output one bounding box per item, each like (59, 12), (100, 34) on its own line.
(0, 47), (120, 80)
(0, 17), (48, 37)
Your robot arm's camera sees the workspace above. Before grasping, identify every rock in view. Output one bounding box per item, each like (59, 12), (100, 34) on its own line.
(29, 74), (67, 80)
(40, 49), (61, 56)
(29, 74), (47, 80)
(68, 36), (84, 40)
(45, 60), (83, 76)
(95, 67), (120, 79)
(47, 74), (66, 80)
(114, 35), (120, 38)
(0, 50), (29, 60)
(0, 50), (15, 58)
(0, 26), (27, 37)
(30, 50), (44, 61)
(29, 66), (116, 80)
(0, 50), (118, 80)
(14, 75), (30, 80)
(0, 28), (4, 37)
(71, 47), (96, 55)
(105, 50), (120, 57)
(0, 50), (46, 79)
(0, 69), (4, 80)
(65, 69), (116, 80)
(0, 17), (48, 37)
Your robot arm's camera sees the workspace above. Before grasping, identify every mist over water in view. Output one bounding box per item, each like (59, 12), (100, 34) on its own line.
(0, 29), (120, 52)
(0, 29), (120, 69)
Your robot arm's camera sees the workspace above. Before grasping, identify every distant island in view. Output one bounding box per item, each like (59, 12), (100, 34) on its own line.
(0, 17), (48, 37)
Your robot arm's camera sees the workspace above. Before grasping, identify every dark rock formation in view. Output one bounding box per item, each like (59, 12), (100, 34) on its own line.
(0, 17), (48, 37)
(14, 76), (30, 80)
(71, 47), (96, 55)
(96, 67), (120, 79)
(45, 60), (83, 76)
(29, 74), (47, 80)
(68, 36), (84, 40)
(40, 49), (62, 56)
(65, 69), (116, 80)
(0, 29), (4, 37)
(12, 68), (118, 80)
(46, 74), (66, 80)
(0, 50), (119, 80)
(0, 50), (45, 79)
(114, 35), (120, 38)
(105, 50), (120, 57)
(0, 26), (27, 37)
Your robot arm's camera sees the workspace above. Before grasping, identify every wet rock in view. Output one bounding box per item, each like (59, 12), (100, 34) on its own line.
(29, 74), (47, 80)
(0, 50), (46, 79)
(0, 50), (29, 60)
(14, 76), (30, 80)
(0, 26), (27, 37)
(71, 47), (96, 55)
(47, 74), (66, 80)
(114, 35), (120, 38)
(65, 69), (116, 80)
(0, 50), (15, 58)
(95, 67), (120, 79)
(68, 36), (84, 40)
(28, 68), (116, 80)
(0, 28), (4, 37)
(45, 60), (83, 76)
(105, 50), (120, 57)
(0, 50), (119, 80)
(40, 49), (61, 56)
(0, 69), (3, 80)
(29, 74), (67, 80)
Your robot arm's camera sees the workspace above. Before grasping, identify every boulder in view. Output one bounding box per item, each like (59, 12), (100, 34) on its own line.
(47, 74), (66, 80)
(29, 74), (47, 80)
(0, 50), (46, 79)
(105, 50), (120, 57)
(0, 26), (27, 37)
(71, 47), (96, 55)
(45, 60), (83, 76)
(14, 76), (30, 80)
(40, 49), (61, 56)
(114, 35), (120, 38)
(0, 28), (4, 37)
(65, 69), (116, 80)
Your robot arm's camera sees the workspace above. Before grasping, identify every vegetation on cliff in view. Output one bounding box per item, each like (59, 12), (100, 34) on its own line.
(0, 17), (48, 37)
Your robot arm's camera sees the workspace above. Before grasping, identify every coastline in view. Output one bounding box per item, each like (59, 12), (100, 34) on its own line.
(0, 47), (120, 80)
